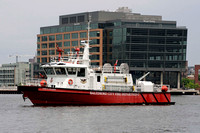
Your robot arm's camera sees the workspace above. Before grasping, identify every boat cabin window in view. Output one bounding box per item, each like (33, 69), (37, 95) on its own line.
(67, 68), (76, 75)
(44, 67), (55, 75)
(55, 67), (66, 75)
(77, 68), (85, 77)
(97, 76), (100, 82)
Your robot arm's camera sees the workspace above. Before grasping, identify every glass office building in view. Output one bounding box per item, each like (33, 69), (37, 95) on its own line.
(37, 7), (187, 88)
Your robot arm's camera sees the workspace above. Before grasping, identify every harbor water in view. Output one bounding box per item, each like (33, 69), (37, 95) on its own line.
(0, 95), (199, 133)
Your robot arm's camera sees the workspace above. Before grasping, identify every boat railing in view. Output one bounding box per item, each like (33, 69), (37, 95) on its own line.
(104, 85), (133, 92)
(90, 66), (127, 74)
(21, 78), (44, 86)
(50, 55), (85, 64)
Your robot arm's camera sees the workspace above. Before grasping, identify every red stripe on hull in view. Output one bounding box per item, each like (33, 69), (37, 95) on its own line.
(19, 86), (174, 105)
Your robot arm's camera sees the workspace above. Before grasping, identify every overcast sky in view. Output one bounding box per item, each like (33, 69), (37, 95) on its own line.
(0, 0), (199, 66)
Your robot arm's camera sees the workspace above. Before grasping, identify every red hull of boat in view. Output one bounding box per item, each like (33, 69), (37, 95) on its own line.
(18, 86), (175, 105)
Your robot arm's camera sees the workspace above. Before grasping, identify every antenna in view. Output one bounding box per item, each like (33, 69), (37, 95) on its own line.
(81, 14), (91, 66)
(87, 14), (91, 43)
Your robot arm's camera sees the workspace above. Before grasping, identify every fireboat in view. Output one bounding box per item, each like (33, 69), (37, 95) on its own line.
(18, 21), (175, 106)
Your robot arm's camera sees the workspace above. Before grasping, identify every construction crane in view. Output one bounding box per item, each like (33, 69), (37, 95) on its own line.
(9, 54), (34, 63)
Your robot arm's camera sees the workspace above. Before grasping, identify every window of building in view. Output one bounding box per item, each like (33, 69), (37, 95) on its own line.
(37, 44), (40, 49)
(49, 35), (55, 41)
(114, 22), (121, 26)
(42, 43), (47, 49)
(77, 68), (85, 77)
(72, 41), (78, 46)
(91, 23), (98, 29)
(66, 26), (73, 32)
(162, 24), (176, 28)
(149, 37), (165, 44)
(167, 30), (183, 37)
(149, 45), (164, 52)
(37, 51), (40, 56)
(70, 17), (76, 23)
(78, 15), (85, 22)
(64, 41), (70, 47)
(166, 37), (182, 45)
(129, 52), (146, 60)
(58, 27), (66, 33)
(90, 55), (99, 60)
(42, 36), (47, 42)
(64, 49), (70, 54)
(43, 28), (50, 34)
(90, 47), (99, 52)
(62, 18), (68, 24)
(80, 32), (87, 38)
(37, 37), (40, 42)
(42, 58), (47, 63)
(56, 42), (62, 47)
(90, 39), (100, 45)
(64, 34), (70, 39)
(49, 43), (55, 48)
(50, 27), (58, 33)
(42, 50), (47, 55)
(91, 62), (99, 66)
(149, 29), (165, 36)
(37, 58), (40, 63)
(56, 35), (62, 40)
(72, 33), (78, 39)
(40, 30), (43, 34)
(81, 25), (87, 30)
(90, 31), (100, 37)
(131, 36), (148, 43)
(130, 62), (145, 67)
(49, 50), (55, 55)
(74, 25), (81, 31)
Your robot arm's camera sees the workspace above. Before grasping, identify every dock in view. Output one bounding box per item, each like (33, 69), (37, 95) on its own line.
(170, 89), (199, 95)
(0, 87), (21, 94)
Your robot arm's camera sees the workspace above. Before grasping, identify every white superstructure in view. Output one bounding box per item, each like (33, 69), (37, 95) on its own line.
(42, 40), (134, 92)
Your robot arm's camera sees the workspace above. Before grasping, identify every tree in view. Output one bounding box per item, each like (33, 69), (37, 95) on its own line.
(181, 78), (200, 89)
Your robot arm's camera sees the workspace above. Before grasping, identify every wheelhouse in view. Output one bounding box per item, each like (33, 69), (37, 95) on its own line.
(43, 66), (87, 77)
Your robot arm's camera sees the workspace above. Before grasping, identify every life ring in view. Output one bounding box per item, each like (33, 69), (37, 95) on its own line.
(68, 79), (73, 85)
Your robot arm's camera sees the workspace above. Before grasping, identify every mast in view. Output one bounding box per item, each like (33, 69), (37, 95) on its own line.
(82, 14), (91, 66)
(87, 15), (91, 44)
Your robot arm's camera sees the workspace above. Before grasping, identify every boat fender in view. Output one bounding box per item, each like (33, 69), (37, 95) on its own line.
(133, 86), (135, 91)
(161, 85), (168, 92)
(104, 77), (107, 83)
(68, 79), (73, 85)
(40, 80), (47, 87)
(102, 84), (105, 90)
